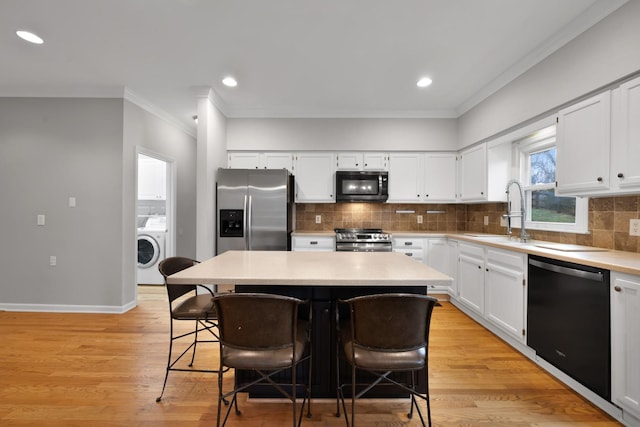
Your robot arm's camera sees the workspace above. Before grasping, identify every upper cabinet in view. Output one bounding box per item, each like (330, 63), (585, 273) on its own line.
(387, 153), (424, 202)
(228, 152), (293, 172)
(387, 152), (458, 203)
(138, 157), (166, 200)
(424, 153), (457, 202)
(293, 152), (335, 203)
(336, 152), (388, 171)
(457, 144), (487, 202)
(458, 141), (511, 203)
(611, 75), (640, 192)
(556, 91), (611, 195)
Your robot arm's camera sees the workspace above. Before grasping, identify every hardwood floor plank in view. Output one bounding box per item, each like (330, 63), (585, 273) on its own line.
(0, 286), (621, 426)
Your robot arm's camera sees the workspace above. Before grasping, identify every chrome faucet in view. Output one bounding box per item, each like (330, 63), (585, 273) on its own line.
(503, 180), (530, 242)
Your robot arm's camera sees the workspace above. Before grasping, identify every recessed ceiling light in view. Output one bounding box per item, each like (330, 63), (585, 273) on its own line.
(16, 30), (44, 45)
(222, 77), (238, 87)
(417, 77), (432, 88)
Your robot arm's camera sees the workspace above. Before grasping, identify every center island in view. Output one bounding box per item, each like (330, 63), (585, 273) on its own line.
(167, 250), (452, 398)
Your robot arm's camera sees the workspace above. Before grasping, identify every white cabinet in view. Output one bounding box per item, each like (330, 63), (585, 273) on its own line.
(228, 152), (293, 172)
(611, 76), (640, 193)
(294, 153), (335, 203)
(336, 152), (388, 171)
(457, 243), (485, 315)
(611, 272), (640, 421)
(424, 153), (457, 202)
(138, 156), (166, 200)
(457, 142), (511, 203)
(484, 248), (526, 342)
(292, 235), (335, 251)
(456, 242), (526, 341)
(556, 91), (611, 195)
(427, 238), (456, 293)
(392, 236), (425, 263)
(457, 144), (486, 202)
(387, 153), (424, 202)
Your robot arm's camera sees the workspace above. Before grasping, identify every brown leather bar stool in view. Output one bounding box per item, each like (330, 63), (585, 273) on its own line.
(156, 256), (225, 402)
(212, 292), (313, 427)
(336, 293), (438, 426)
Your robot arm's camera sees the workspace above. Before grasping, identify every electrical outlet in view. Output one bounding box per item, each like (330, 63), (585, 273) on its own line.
(630, 219), (640, 236)
(417, 215), (423, 224)
(484, 216), (489, 226)
(315, 215), (322, 224)
(500, 217), (508, 227)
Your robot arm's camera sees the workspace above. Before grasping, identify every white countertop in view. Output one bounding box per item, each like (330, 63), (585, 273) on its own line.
(292, 230), (640, 275)
(167, 250), (452, 287)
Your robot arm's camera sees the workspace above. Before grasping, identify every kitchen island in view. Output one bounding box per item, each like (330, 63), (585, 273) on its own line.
(168, 250), (452, 398)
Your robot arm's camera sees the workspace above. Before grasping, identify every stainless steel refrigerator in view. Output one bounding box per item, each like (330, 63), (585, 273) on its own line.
(216, 168), (293, 254)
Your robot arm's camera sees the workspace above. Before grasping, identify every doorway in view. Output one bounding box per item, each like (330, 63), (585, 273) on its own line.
(136, 150), (175, 285)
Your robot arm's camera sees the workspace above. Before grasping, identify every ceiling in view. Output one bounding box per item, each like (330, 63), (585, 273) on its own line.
(0, 0), (627, 132)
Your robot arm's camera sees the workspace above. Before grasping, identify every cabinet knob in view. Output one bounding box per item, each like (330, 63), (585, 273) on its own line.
(486, 268), (489, 272)
(614, 286), (622, 292)
(597, 176), (603, 182)
(364, 163), (368, 167)
(477, 265), (481, 269)
(617, 173), (624, 179)
(425, 194), (429, 197)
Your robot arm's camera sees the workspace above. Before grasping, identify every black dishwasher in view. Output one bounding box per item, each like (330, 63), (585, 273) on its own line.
(527, 255), (610, 400)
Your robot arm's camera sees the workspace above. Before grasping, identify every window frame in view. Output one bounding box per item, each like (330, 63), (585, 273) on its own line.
(514, 122), (589, 234)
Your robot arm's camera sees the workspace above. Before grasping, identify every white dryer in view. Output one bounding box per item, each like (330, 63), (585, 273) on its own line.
(137, 229), (166, 285)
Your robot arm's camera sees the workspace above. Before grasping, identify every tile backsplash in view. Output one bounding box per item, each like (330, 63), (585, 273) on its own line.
(295, 195), (640, 253)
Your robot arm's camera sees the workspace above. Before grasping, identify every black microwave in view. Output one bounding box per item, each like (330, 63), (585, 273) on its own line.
(335, 171), (388, 202)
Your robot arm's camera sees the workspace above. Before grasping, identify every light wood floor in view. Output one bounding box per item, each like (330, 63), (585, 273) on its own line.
(0, 286), (621, 426)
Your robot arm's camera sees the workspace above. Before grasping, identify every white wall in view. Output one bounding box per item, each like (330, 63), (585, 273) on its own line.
(227, 117), (458, 152)
(0, 98), (125, 310)
(458, 0), (640, 148)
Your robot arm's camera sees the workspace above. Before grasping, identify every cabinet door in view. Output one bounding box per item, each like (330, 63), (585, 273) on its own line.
(458, 144), (487, 202)
(388, 153), (423, 202)
(556, 91), (611, 194)
(228, 152), (260, 169)
(261, 153), (293, 172)
(294, 153), (335, 202)
(336, 153), (363, 170)
(363, 153), (388, 171)
(484, 249), (525, 341)
(424, 153), (457, 202)
(613, 77), (640, 190)
(611, 273), (640, 419)
(457, 246), (484, 315)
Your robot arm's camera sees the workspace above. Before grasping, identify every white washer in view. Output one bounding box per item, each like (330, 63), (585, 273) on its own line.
(137, 229), (166, 285)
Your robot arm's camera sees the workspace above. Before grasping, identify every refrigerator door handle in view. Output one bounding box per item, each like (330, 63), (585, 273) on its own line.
(247, 194), (253, 250)
(243, 194), (249, 249)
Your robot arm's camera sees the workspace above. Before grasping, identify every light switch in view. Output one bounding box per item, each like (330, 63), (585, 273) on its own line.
(49, 256), (57, 266)
(69, 197), (76, 208)
(484, 216), (489, 226)
(37, 214), (45, 226)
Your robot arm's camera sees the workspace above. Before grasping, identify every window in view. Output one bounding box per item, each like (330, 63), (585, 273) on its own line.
(516, 124), (588, 234)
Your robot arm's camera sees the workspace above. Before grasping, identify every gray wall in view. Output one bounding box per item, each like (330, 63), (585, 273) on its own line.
(226, 118), (458, 151)
(0, 98), (125, 310)
(458, 0), (640, 148)
(123, 101), (197, 260)
(0, 97), (197, 312)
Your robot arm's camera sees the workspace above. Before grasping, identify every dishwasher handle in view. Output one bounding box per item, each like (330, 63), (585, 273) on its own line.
(529, 258), (604, 282)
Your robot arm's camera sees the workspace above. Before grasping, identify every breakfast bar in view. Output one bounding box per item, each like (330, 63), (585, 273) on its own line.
(168, 250), (452, 398)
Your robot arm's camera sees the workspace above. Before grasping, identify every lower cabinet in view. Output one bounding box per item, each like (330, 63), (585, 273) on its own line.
(611, 272), (640, 422)
(291, 235), (335, 251)
(457, 243), (485, 315)
(484, 248), (526, 341)
(457, 242), (526, 342)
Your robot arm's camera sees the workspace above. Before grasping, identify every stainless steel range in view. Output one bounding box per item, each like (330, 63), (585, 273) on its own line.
(334, 228), (392, 252)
